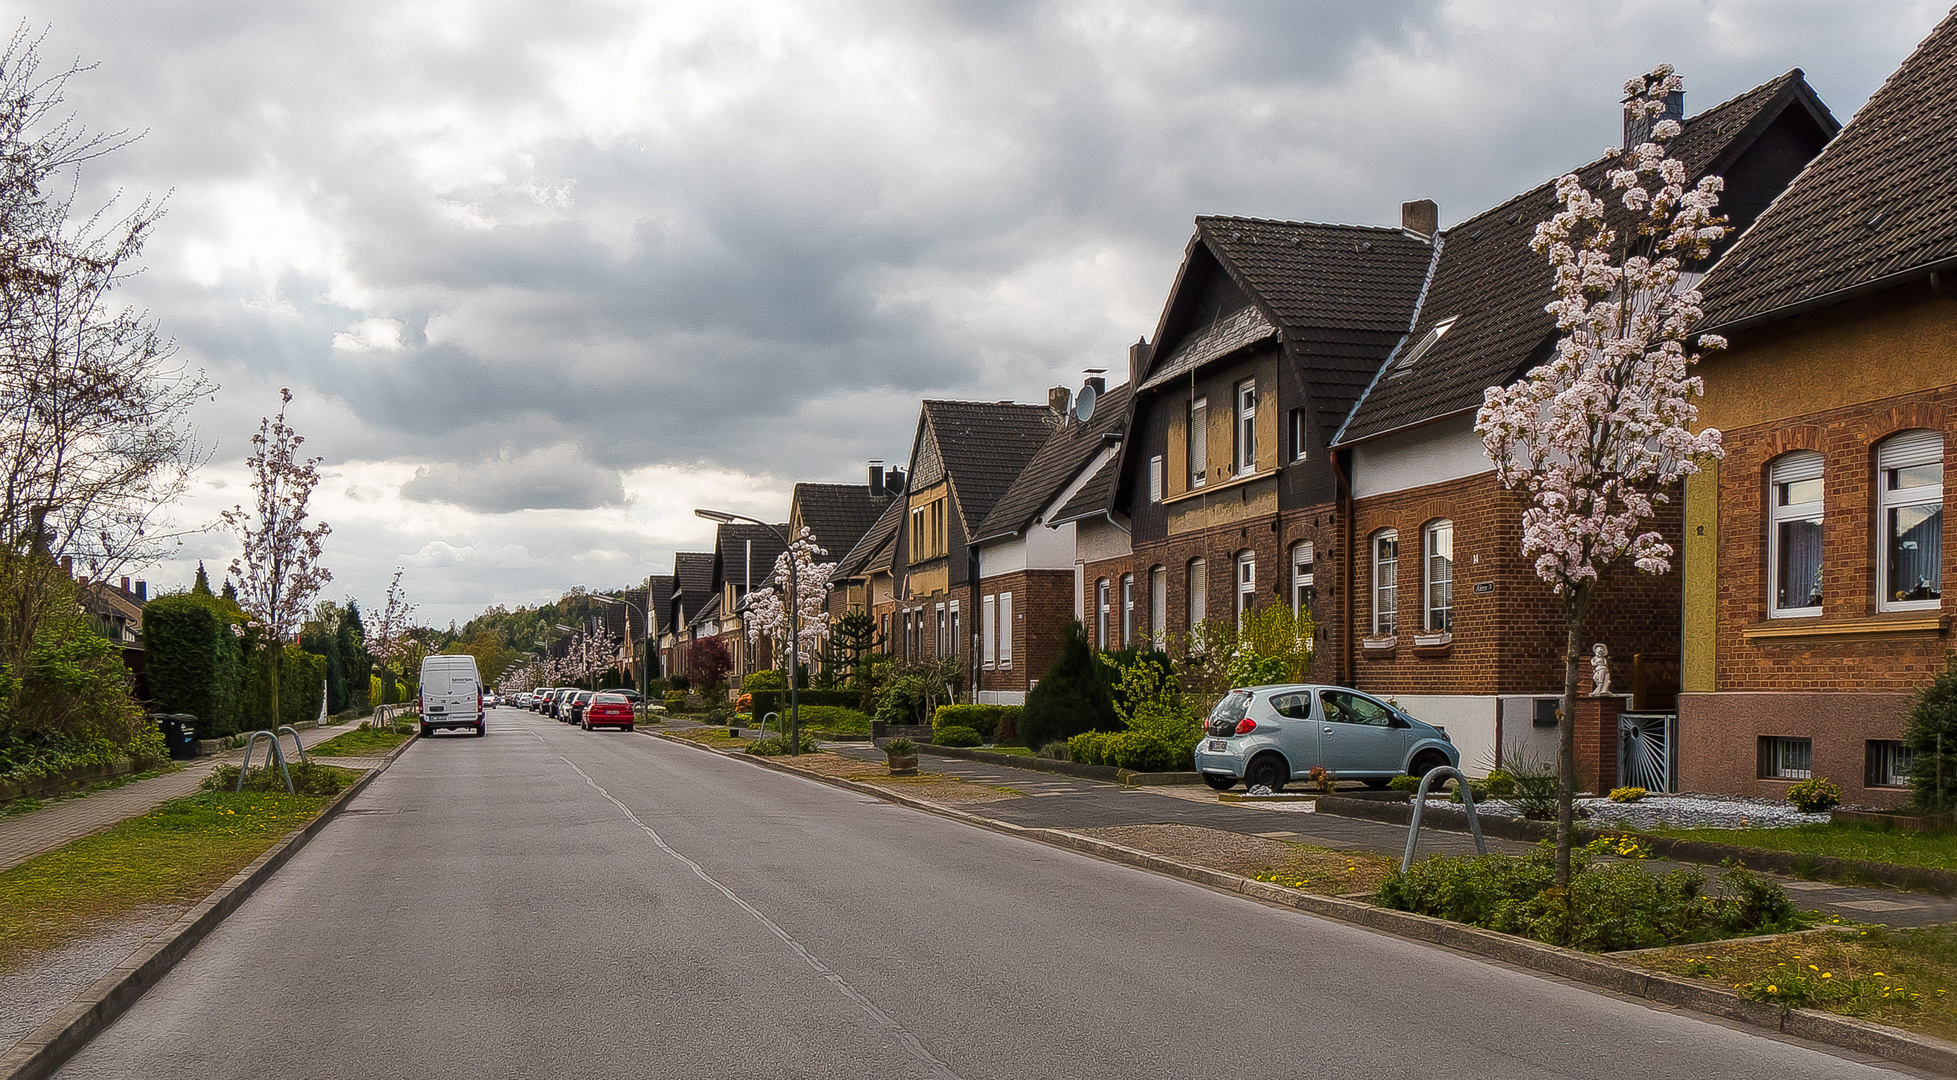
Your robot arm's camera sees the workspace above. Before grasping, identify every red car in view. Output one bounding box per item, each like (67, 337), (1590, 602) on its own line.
(581, 693), (635, 732)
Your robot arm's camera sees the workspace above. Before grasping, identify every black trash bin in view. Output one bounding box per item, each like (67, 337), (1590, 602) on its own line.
(155, 714), (200, 760)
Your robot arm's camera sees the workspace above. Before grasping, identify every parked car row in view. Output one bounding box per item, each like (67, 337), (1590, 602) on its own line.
(524, 686), (640, 732)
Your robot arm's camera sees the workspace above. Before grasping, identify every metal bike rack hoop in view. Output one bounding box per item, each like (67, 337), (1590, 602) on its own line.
(1402, 766), (1488, 873)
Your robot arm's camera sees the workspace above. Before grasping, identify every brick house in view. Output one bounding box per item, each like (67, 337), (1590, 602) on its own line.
(1331, 71), (1837, 779)
(1096, 215), (1439, 681)
(659, 550), (715, 682)
(830, 485), (905, 649)
(638, 573), (673, 679)
(970, 381), (1132, 703)
(739, 478), (896, 676)
(706, 522), (788, 682)
(852, 400), (1057, 696)
(1680, 13), (1957, 807)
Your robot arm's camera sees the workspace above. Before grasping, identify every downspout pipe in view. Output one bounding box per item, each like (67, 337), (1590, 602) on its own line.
(1329, 445), (1356, 688)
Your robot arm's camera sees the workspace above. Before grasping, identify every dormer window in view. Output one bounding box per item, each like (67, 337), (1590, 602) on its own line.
(1389, 316), (1458, 378)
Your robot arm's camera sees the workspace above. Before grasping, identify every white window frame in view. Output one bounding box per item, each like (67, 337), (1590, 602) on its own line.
(1095, 578), (1111, 650)
(1877, 430), (1943, 613)
(998, 592), (1013, 668)
(1372, 529), (1399, 636)
(1189, 397), (1207, 489)
(1188, 558), (1207, 629)
(1289, 408), (1307, 463)
(1234, 379), (1257, 476)
(1149, 567), (1167, 649)
(948, 599), (960, 659)
(1290, 541), (1314, 615)
(1235, 550), (1256, 628)
(1149, 456), (1163, 503)
(935, 602), (947, 656)
(1768, 452), (1825, 619)
(1120, 573), (1135, 648)
(982, 594), (996, 667)
(1424, 520), (1453, 633)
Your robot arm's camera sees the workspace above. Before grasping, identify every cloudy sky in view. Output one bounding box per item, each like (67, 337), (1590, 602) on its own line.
(18, 0), (1949, 628)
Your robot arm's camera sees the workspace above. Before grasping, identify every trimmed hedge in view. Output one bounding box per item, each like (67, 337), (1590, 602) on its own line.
(751, 687), (864, 719)
(934, 725), (982, 748)
(931, 704), (1023, 744)
(1066, 729), (1183, 771)
(773, 704), (871, 734)
(144, 594), (244, 738)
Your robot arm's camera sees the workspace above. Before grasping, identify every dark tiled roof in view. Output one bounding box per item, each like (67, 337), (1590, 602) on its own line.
(1701, 14), (1957, 328)
(1138, 306), (1277, 391)
(792, 482), (893, 561)
(689, 591), (721, 630)
(918, 400), (1059, 531)
(672, 551), (716, 624)
(975, 384), (1132, 542)
(834, 497), (903, 579)
(644, 574), (675, 634)
(1339, 70), (1820, 445)
(714, 523), (788, 595)
(1046, 455), (1120, 527)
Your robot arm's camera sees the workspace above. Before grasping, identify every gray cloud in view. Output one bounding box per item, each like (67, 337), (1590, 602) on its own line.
(400, 445), (626, 513)
(18, 0), (1948, 623)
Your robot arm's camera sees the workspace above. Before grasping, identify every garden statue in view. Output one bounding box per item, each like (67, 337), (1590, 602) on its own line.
(1589, 642), (1611, 696)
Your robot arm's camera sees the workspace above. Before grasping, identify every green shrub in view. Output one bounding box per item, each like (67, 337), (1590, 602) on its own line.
(1037, 741), (1070, 761)
(1387, 774), (1421, 793)
(1067, 730), (1121, 766)
(663, 691), (687, 712)
(1483, 770), (1518, 799)
(202, 761), (353, 797)
(934, 725), (983, 748)
(750, 689), (781, 719)
(1104, 730), (1178, 771)
(1786, 776), (1843, 813)
(784, 704), (871, 734)
(1907, 658), (1957, 813)
(1020, 622), (1116, 751)
(141, 593), (245, 737)
(883, 737), (916, 757)
(742, 670), (787, 693)
(933, 704), (1000, 740)
(744, 732), (819, 756)
(1502, 757), (1560, 820)
(1374, 843), (1804, 952)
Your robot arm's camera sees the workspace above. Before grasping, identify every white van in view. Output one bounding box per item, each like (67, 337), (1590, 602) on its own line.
(419, 654), (485, 737)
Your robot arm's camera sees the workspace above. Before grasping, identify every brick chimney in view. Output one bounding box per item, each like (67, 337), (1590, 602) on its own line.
(1624, 88), (1685, 149)
(1401, 199), (1438, 237)
(1128, 337), (1151, 388)
(1049, 386), (1071, 415)
(868, 460), (885, 497)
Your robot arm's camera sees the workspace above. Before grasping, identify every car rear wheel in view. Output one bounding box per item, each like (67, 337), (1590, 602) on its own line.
(1363, 778), (1391, 790)
(475, 722), (486, 737)
(624, 724), (633, 732)
(420, 725), (431, 738)
(1244, 754), (1288, 792)
(1202, 773), (1236, 791)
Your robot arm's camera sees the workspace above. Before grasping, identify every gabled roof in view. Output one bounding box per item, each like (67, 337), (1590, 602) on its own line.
(671, 551), (716, 622)
(833, 496), (904, 580)
(1046, 455), (1122, 528)
(1337, 70), (1832, 446)
(1139, 219), (1437, 434)
(1700, 14), (1957, 329)
(712, 523), (788, 596)
(913, 400), (1058, 532)
(975, 383), (1132, 543)
(644, 574), (675, 634)
(689, 591), (722, 630)
(791, 482), (893, 562)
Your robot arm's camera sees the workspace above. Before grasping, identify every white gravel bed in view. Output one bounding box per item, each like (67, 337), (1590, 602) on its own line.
(1438, 793), (1832, 831)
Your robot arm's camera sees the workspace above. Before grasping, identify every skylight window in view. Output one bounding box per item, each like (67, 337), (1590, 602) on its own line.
(1389, 317), (1458, 378)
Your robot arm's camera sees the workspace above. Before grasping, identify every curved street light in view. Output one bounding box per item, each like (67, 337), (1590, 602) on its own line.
(694, 508), (802, 754)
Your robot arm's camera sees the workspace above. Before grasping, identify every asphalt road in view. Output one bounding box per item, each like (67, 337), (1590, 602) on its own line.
(54, 708), (1921, 1079)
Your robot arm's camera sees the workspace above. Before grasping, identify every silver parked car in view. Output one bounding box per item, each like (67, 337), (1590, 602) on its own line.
(1193, 684), (1458, 792)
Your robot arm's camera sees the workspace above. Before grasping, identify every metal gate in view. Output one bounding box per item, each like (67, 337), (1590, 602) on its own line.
(1618, 711), (1677, 793)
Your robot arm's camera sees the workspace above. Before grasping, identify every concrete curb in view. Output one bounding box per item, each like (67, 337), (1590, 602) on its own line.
(645, 730), (1957, 1076)
(0, 734), (420, 1080)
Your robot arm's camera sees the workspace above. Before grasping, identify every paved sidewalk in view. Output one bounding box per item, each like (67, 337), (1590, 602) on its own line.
(831, 744), (1957, 929)
(0, 720), (375, 873)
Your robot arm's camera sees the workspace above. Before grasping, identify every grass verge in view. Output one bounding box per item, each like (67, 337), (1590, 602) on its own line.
(2, 764), (184, 818)
(0, 788), (336, 972)
(1634, 925), (1957, 1041)
(308, 727), (412, 757)
(1652, 821), (1957, 875)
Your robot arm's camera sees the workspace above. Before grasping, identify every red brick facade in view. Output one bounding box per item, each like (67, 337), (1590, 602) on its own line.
(1348, 469), (1685, 700)
(975, 569), (1073, 696)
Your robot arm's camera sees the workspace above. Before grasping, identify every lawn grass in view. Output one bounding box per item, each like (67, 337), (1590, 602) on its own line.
(1634, 925), (1957, 1041)
(979, 745), (1033, 756)
(1651, 821), (1957, 875)
(0, 789), (334, 972)
(308, 727), (412, 757)
(2, 763), (183, 818)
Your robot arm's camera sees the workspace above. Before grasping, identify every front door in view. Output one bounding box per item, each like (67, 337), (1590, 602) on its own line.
(1318, 689), (1404, 776)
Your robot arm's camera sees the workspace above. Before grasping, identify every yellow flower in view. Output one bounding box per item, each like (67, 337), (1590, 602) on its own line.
(1767, 985), (1778, 993)
(1822, 973), (1832, 979)
(1808, 964), (1819, 971)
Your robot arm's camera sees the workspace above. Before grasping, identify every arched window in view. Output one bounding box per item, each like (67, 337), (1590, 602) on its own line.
(1120, 573), (1135, 647)
(1095, 578), (1111, 650)
(1767, 452), (1824, 617)
(1878, 431), (1943, 612)
(1372, 529), (1399, 636)
(1149, 566), (1167, 648)
(1187, 558), (1207, 630)
(1290, 541), (1314, 616)
(1235, 550), (1256, 629)
(1423, 520), (1454, 633)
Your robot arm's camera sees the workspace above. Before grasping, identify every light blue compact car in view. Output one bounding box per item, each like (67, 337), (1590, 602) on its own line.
(1193, 684), (1459, 792)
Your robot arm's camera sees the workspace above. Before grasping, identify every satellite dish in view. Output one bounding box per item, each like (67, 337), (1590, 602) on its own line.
(1074, 381), (1098, 423)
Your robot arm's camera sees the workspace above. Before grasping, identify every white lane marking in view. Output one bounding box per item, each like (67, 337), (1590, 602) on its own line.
(560, 756), (966, 1080)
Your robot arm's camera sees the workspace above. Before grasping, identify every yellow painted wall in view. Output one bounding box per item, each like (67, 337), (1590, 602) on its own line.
(1681, 463), (1720, 692)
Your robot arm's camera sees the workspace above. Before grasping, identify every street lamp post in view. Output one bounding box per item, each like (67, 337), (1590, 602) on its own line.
(695, 508), (800, 754)
(592, 592), (650, 720)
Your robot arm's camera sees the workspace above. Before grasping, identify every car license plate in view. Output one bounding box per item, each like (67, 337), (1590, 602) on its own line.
(428, 706), (445, 713)
(1207, 739), (1227, 751)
